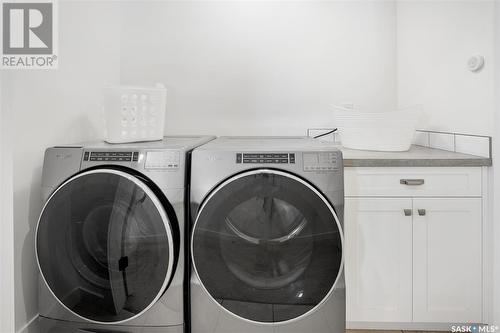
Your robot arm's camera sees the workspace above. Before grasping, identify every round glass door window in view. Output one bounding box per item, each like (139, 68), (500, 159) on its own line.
(192, 169), (343, 323)
(36, 169), (177, 324)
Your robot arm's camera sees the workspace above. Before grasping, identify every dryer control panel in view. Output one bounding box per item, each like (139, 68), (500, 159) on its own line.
(235, 153), (295, 164)
(303, 152), (339, 172)
(81, 149), (181, 170)
(83, 151), (139, 162)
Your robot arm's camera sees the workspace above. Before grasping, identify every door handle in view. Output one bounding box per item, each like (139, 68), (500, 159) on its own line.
(400, 179), (425, 186)
(404, 209), (412, 216)
(418, 209), (426, 216)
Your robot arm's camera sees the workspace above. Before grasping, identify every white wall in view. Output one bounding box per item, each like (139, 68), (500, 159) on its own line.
(0, 71), (15, 333)
(4, 1), (121, 331)
(493, 0), (500, 326)
(397, 0), (496, 136)
(119, 1), (398, 136)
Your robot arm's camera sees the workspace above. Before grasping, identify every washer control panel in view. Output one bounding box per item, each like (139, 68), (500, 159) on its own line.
(236, 153), (295, 164)
(83, 151), (139, 162)
(303, 152), (339, 172)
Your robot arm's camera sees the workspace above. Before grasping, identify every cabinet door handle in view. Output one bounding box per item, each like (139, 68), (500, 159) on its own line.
(404, 209), (412, 216)
(400, 179), (425, 186)
(418, 209), (426, 216)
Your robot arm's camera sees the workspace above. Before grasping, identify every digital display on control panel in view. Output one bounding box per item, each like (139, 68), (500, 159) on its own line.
(145, 151), (180, 169)
(236, 153), (295, 164)
(303, 152), (339, 171)
(83, 151), (139, 162)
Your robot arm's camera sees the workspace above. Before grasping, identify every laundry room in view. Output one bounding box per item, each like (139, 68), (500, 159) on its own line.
(0, 0), (499, 332)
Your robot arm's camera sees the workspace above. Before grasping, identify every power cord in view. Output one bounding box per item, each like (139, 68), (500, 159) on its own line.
(313, 128), (338, 139)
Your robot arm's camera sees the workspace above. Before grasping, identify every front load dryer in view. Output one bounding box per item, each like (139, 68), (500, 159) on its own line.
(36, 136), (214, 333)
(189, 137), (345, 333)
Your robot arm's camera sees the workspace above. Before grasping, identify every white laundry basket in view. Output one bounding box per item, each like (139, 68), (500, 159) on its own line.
(332, 105), (421, 152)
(103, 84), (167, 143)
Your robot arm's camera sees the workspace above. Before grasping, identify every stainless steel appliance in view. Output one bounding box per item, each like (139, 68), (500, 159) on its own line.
(36, 136), (214, 333)
(189, 137), (345, 333)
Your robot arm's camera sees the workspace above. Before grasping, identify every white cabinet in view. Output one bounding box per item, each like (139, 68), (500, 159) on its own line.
(413, 198), (482, 323)
(345, 198), (412, 322)
(345, 167), (485, 327)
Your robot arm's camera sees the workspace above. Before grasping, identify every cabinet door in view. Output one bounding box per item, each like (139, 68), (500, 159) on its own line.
(345, 198), (413, 322)
(413, 198), (482, 323)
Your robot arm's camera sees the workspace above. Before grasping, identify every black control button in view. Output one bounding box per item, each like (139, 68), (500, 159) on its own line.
(83, 152), (89, 161)
(236, 153), (242, 163)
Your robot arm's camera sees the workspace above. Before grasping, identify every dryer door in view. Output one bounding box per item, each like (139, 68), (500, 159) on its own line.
(192, 169), (343, 324)
(36, 168), (178, 324)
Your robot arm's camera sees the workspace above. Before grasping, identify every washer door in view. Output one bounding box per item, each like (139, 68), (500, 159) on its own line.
(36, 168), (178, 324)
(192, 169), (343, 324)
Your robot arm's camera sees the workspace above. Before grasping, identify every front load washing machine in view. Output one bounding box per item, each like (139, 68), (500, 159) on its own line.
(189, 137), (345, 333)
(36, 135), (214, 333)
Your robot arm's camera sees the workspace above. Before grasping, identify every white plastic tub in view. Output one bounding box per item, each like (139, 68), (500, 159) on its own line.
(332, 105), (421, 152)
(103, 84), (167, 144)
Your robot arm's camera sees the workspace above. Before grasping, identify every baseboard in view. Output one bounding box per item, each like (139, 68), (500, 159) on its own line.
(17, 315), (39, 333)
